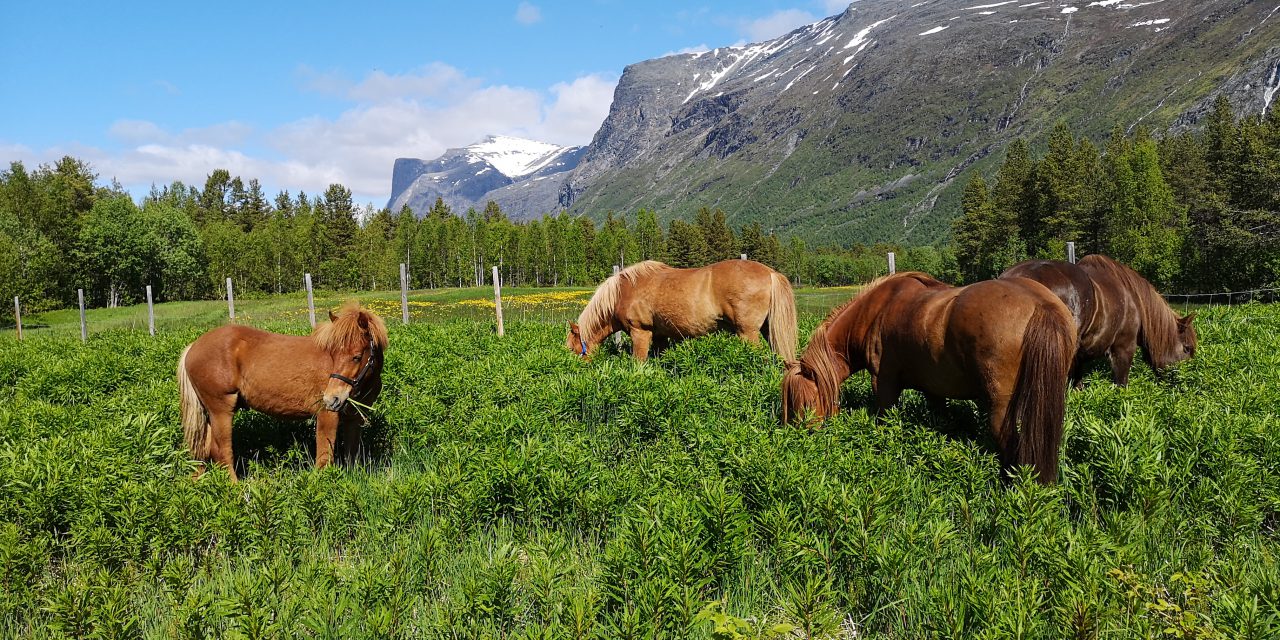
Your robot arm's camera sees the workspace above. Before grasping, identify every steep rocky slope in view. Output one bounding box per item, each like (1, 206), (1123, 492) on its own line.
(563, 0), (1280, 244)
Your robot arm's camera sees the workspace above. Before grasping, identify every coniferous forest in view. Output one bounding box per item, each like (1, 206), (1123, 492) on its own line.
(3, 97), (1278, 313)
(953, 96), (1280, 292)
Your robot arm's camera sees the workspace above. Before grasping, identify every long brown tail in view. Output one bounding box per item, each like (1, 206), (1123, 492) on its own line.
(766, 271), (798, 359)
(1004, 305), (1075, 483)
(177, 346), (211, 459)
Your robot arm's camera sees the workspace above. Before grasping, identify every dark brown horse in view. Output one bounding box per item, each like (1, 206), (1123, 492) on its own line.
(1000, 254), (1196, 386)
(177, 303), (388, 481)
(567, 259), (797, 361)
(781, 272), (1076, 483)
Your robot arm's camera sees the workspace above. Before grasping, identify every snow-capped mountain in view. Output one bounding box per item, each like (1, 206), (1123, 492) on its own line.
(387, 135), (585, 218)
(559, 0), (1280, 244)
(388, 0), (1279, 239)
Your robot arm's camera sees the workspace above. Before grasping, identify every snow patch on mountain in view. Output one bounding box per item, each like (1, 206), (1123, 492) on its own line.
(919, 25), (950, 35)
(1264, 63), (1280, 115)
(467, 135), (567, 178)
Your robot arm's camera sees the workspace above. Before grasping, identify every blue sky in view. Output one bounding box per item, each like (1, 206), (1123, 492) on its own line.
(1, 0), (852, 205)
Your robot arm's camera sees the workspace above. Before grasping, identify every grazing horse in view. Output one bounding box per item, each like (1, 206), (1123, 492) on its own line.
(177, 303), (388, 481)
(781, 272), (1076, 483)
(567, 259), (797, 361)
(1000, 254), (1196, 386)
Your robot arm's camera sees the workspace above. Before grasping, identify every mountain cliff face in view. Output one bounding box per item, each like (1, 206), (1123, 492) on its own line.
(562, 0), (1280, 244)
(387, 135), (584, 217)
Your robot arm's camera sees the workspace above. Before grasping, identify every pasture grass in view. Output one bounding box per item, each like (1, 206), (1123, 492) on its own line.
(0, 302), (1276, 637)
(5, 285), (855, 339)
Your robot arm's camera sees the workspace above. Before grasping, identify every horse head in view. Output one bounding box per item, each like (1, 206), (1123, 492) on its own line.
(316, 304), (387, 411)
(781, 360), (837, 426)
(1175, 312), (1197, 362)
(566, 321), (589, 357)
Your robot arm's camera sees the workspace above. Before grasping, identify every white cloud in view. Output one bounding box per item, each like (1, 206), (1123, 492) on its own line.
(739, 9), (819, 42)
(108, 120), (253, 147)
(662, 44), (712, 57)
(821, 1), (854, 15)
(13, 66), (618, 205)
(515, 2), (542, 25)
(533, 74), (617, 145)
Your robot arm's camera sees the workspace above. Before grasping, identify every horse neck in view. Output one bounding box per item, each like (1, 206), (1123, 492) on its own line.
(584, 310), (620, 349)
(1122, 271), (1181, 367)
(1137, 295), (1182, 367)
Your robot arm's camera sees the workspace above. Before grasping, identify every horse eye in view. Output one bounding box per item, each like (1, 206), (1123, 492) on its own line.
(352, 355), (362, 362)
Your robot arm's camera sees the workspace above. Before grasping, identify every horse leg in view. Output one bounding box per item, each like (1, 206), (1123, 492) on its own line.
(1108, 343), (1136, 386)
(207, 403), (238, 482)
(338, 416), (364, 467)
(987, 394), (1019, 476)
(630, 328), (653, 361)
(871, 375), (903, 420)
(923, 392), (948, 414)
(1069, 355), (1086, 389)
(315, 410), (339, 470)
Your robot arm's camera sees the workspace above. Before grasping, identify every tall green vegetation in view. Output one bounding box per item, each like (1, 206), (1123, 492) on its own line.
(0, 304), (1277, 636)
(953, 97), (1280, 291)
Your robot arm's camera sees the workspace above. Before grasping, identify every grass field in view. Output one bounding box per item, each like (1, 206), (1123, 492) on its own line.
(5, 286), (861, 339)
(0, 293), (1277, 638)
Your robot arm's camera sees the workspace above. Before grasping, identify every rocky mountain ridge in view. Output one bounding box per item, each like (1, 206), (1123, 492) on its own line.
(389, 0), (1280, 244)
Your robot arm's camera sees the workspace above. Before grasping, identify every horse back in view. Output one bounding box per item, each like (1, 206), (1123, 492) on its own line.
(185, 325), (332, 417)
(625, 259), (775, 330)
(900, 278), (1071, 395)
(1000, 259), (1097, 336)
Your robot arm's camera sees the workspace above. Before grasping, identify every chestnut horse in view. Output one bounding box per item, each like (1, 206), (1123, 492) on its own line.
(781, 272), (1076, 483)
(177, 303), (388, 481)
(1000, 254), (1196, 386)
(567, 259), (797, 361)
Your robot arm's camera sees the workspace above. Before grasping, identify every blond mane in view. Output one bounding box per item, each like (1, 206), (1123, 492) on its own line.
(575, 261), (672, 338)
(312, 301), (388, 353)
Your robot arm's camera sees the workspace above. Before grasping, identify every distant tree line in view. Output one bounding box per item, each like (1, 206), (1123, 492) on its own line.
(0, 162), (947, 312)
(953, 96), (1280, 292)
(16, 100), (1266, 314)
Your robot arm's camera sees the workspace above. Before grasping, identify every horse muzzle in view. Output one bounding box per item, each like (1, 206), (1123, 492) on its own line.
(322, 390), (349, 412)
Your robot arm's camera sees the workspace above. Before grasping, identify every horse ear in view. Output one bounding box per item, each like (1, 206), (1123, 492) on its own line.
(357, 313), (369, 330)
(328, 310), (338, 322)
(568, 321), (579, 332)
(1183, 312), (1196, 324)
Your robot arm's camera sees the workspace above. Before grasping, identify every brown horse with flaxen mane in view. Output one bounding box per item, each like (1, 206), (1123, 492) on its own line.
(781, 272), (1076, 483)
(567, 259), (797, 361)
(1000, 254), (1196, 386)
(177, 302), (387, 481)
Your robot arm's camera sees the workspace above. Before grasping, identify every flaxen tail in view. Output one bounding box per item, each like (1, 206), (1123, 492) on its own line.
(767, 272), (798, 359)
(177, 345), (211, 459)
(1005, 304), (1076, 484)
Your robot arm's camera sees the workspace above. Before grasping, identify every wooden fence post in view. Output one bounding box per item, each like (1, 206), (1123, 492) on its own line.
(400, 263), (409, 325)
(304, 273), (316, 327)
(146, 285), (155, 336)
(1067, 241), (1076, 264)
(78, 289), (87, 342)
(13, 297), (20, 341)
(887, 252), (896, 275)
(492, 266), (504, 337)
(226, 278), (235, 321)
(612, 265), (623, 349)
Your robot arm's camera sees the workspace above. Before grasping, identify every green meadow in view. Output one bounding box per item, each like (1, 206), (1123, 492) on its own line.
(0, 295), (1276, 638)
